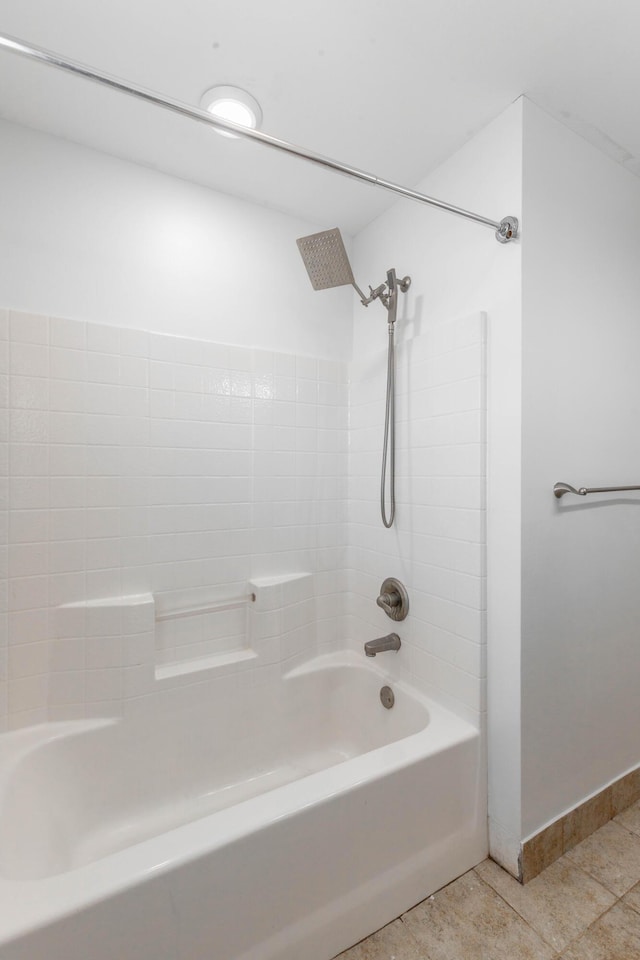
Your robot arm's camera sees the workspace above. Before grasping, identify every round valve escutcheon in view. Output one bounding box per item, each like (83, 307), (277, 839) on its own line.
(376, 577), (409, 621)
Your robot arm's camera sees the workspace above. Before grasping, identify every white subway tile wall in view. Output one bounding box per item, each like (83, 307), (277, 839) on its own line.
(347, 314), (486, 725)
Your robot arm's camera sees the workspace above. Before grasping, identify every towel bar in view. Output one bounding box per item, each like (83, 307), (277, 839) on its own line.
(554, 482), (640, 499)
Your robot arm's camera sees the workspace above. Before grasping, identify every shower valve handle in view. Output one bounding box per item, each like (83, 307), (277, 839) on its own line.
(377, 592), (400, 611)
(376, 578), (409, 621)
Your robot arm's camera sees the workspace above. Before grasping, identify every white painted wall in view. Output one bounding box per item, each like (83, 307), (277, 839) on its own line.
(0, 119), (352, 359)
(520, 101), (640, 838)
(351, 101), (523, 871)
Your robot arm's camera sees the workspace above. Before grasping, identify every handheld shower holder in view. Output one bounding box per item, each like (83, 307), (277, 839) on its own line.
(363, 271), (411, 328)
(363, 273), (411, 310)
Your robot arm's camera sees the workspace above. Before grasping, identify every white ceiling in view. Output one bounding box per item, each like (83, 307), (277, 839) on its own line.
(0, 1), (639, 234)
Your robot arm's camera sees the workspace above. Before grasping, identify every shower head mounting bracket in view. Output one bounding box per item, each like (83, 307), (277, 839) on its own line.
(362, 269), (411, 325)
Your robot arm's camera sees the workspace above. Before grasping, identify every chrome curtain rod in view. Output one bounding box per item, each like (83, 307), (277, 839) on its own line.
(0, 32), (518, 244)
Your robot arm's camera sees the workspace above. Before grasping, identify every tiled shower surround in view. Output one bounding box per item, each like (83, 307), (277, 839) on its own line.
(0, 307), (485, 731)
(0, 309), (348, 729)
(347, 313), (486, 726)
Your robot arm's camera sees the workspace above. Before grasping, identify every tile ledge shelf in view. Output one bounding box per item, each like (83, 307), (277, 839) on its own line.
(155, 648), (257, 680)
(59, 593), (154, 609)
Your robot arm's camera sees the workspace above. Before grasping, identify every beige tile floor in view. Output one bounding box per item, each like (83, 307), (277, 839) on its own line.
(334, 799), (640, 959)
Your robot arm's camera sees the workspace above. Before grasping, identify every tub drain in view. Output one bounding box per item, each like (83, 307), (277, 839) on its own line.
(380, 685), (395, 709)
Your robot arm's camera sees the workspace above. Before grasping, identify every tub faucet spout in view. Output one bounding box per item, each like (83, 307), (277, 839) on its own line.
(364, 633), (401, 657)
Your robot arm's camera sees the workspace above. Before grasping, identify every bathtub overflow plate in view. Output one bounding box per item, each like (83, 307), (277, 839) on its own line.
(380, 685), (395, 709)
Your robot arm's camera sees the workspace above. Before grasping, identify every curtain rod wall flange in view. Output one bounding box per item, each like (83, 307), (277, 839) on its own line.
(0, 31), (519, 244)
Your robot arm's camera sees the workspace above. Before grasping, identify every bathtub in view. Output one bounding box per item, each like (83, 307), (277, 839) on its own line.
(0, 651), (485, 960)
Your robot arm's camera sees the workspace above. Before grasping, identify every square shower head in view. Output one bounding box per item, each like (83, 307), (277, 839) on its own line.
(296, 227), (355, 291)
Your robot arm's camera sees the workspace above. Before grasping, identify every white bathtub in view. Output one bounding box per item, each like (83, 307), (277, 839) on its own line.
(0, 652), (485, 960)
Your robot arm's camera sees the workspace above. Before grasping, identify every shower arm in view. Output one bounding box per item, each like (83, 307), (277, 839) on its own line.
(0, 31), (519, 244)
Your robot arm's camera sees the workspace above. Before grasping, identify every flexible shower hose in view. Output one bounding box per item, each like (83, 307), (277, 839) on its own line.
(381, 323), (395, 528)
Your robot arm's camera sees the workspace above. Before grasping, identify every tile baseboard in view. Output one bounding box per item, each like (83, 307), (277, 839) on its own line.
(519, 766), (640, 883)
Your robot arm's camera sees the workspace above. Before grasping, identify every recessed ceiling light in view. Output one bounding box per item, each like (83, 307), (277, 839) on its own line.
(200, 85), (263, 139)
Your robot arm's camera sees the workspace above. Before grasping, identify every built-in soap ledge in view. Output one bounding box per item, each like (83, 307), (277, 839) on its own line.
(52, 594), (156, 718)
(249, 572), (313, 612)
(55, 593), (155, 642)
(248, 573), (315, 664)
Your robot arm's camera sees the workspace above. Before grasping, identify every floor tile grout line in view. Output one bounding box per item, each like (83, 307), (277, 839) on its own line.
(623, 892), (640, 918)
(492, 854), (616, 928)
(555, 899), (631, 958)
(471, 866), (569, 955)
(476, 855), (637, 958)
(563, 846), (637, 900)
(612, 816), (640, 840)
(396, 914), (432, 960)
(410, 867), (560, 958)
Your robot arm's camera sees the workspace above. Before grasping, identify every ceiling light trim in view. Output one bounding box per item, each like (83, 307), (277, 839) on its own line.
(200, 84), (263, 138)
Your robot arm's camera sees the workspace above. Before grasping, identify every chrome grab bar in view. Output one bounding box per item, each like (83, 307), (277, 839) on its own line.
(155, 593), (255, 622)
(554, 482), (640, 499)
